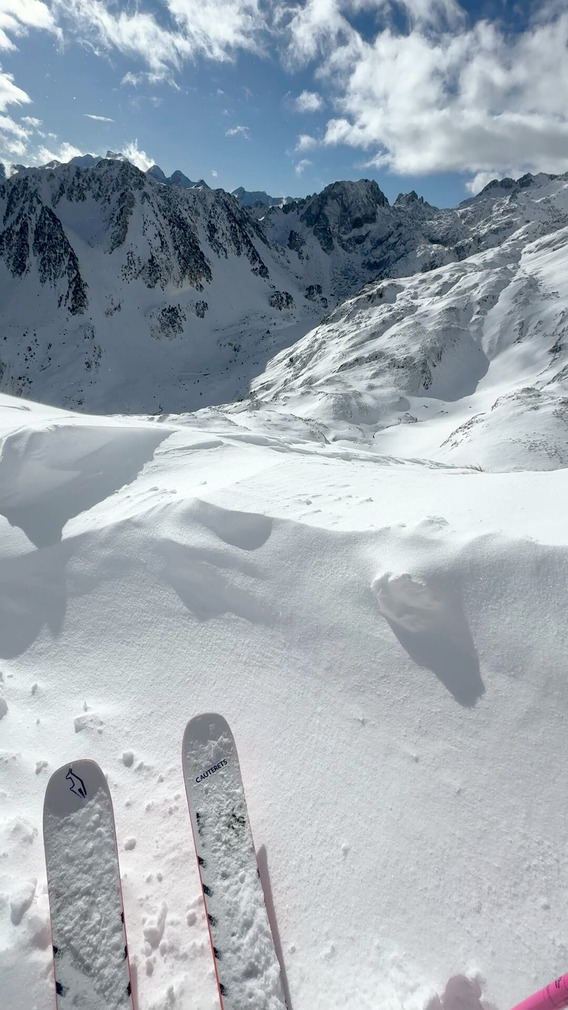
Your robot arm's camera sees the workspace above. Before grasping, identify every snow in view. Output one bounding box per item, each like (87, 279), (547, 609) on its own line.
(0, 384), (567, 1010)
(249, 217), (568, 471)
(1, 168), (568, 1010)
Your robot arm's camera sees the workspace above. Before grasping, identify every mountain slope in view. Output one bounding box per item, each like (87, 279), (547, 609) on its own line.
(1, 163), (568, 420)
(0, 160), (319, 412)
(247, 181), (568, 471)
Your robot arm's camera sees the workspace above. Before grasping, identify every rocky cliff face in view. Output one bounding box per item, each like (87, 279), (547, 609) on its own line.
(1, 160), (567, 414)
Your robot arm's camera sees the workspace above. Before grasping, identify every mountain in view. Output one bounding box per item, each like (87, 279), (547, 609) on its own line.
(1, 160), (568, 424)
(147, 165), (210, 190)
(232, 186), (291, 208)
(247, 191), (568, 470)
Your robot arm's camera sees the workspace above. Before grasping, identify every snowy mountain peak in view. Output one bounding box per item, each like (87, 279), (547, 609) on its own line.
(2, 161), (568, 428)
(232, 186), (291, 208)
(394, 190), (433, 209)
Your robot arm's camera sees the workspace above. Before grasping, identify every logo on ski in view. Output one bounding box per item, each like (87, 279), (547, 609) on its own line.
(195, 758), (228, 783)
(66, 767), (87, 799)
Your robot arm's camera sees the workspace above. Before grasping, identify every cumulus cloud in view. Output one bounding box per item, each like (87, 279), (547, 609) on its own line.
(296, 133), (318, 151)
(295, 158), (311, 175)
(226, 124), (250, 139)
(294, 90), (323, 113)
(85, 113), (114, 121)
(310, 1), (568, 183)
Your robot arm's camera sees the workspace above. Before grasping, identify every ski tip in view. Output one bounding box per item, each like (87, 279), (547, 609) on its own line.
(182, 713), (233, 750)
(43, 759), (108, 822)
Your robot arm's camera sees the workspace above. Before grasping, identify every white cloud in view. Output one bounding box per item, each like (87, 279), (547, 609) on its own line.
(226, 124), (250, 139)
(34, 140), (85, 165)
(296, 133), (318, 151)
(309, 1), (568, 182)
(121, 140), (154, 170)
(295, 158), (312, 175)
(52, 0), (266, 79)
(0, 67), (31, 112)
(284, 0), (356, 67)
(294, 90), (323, 113)
(0, 0), (57, 50)
(85, 113), (114, 122)
(0, 4), (58, 164)
(0, 113), (28, 138)
(211, 169), (218, 176)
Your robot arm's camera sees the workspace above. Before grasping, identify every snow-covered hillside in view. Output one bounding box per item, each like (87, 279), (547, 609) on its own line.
(2, 161), (568, 417)
(0, 160), (320, 414)
(249, 176), (568, 471)
(1, 391), (567, 1010)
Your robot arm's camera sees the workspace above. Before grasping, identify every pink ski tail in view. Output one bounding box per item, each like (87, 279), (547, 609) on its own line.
(511, 974), (568, 1010)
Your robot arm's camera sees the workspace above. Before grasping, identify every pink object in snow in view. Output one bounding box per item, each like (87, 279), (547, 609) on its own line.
(511, 974), (568, 1010)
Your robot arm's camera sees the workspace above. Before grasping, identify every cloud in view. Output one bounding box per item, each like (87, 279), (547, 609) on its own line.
(284, 0), (465, 68)
(299, 1), (568, 183)
(211, 168), (218, 176)
(294, 90), (323, 113)
(0, 67), (31, 112)
(34, 140), (85, 165)
(121, 139), (154, 170)
(52, 0), (266, 79)
(226, 124), (250, 139)
(0, 4), (58, 163)
(295, 158), (312, 175)
(85, 113), (114, 122)
(0, 114), (28, 138)
(295, 133), (318, 152)
(0, 0), (57, 51)
(0, 68), (32, 161)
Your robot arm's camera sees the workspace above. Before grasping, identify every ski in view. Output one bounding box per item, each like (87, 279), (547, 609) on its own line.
(182, 713), (288, 1010)
(43, 759), (134, 1009)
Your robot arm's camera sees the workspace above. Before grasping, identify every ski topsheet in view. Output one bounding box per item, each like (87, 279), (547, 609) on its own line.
(43, 760), (134, 1010)
(182, 714), (287, 1010)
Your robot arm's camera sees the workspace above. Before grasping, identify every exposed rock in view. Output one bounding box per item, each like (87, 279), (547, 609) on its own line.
(269, 291), (294, 310)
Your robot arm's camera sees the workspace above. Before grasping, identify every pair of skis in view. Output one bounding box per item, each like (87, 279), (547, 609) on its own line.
(43, 714), (287, 1010)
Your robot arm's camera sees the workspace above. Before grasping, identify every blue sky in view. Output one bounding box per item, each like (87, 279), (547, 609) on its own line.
(1, 1), (567, 207)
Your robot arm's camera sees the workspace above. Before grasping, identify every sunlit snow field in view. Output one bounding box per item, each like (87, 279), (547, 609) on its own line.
(0, 387), (567, 1010)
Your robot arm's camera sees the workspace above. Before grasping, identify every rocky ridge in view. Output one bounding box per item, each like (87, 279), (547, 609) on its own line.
(1, 160), (567, 416)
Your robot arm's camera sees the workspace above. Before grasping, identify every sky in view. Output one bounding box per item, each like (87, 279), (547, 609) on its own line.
(0, 0), (567, 207)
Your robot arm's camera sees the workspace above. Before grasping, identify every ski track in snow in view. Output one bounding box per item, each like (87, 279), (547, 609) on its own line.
(0, 397), (567, 1010)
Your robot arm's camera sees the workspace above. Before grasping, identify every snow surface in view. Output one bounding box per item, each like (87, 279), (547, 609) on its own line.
(1, 384), (567, 1010)
(250, 216), (568, 471)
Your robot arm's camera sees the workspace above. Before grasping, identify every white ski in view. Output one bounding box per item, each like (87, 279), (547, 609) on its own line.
(43, 760), (134, 1009)
(182, 713), (287, 1010)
